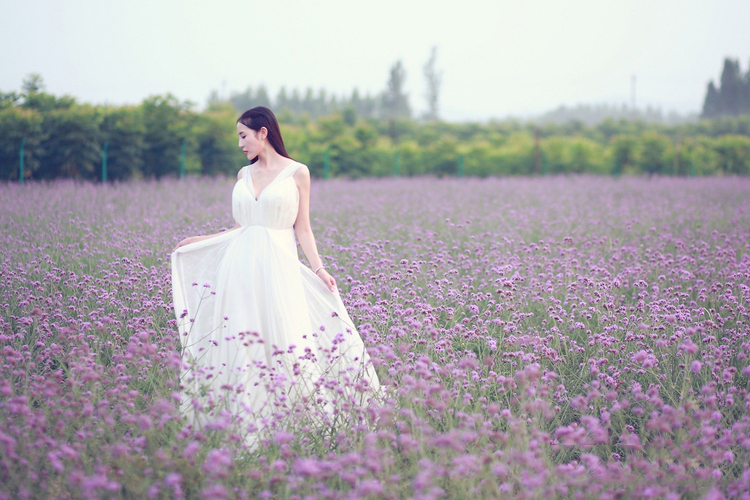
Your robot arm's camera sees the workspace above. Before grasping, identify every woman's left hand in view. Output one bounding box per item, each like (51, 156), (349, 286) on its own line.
(316, 268), (336, 292)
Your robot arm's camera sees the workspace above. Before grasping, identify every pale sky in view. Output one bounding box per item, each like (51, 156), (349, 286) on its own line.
(1, 0), (748, 121)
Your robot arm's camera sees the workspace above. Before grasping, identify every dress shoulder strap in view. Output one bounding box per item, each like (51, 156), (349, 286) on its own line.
(277, 161), (304, 181)
(238, 165), (249, 179)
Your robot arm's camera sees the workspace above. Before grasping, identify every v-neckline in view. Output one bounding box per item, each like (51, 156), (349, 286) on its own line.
(247, 161), (295, 201)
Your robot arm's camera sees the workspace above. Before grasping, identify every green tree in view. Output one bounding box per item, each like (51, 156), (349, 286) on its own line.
(255, 85), (272, 109)
(330, 133), (373, 178)
(205, 89), (222, 108)
(463, 141), (496, 177)
(542, 137), (568, 174)
(495, 133), (535, 175)
(36, 106), (101, 179)
(422, 46), (442, 121)
(0, 91), (21, 109)
(0, 107), (43, 181)
(317, 115), (346, 142)
(353, 89), (377, 118)
(702, 57), (750, 117)
(301, 88), (315, 118)
(229, 86), (254, 112)
(713, 135), (750, 175)
(98, 106), (145, 181)
(289, 88), (302, 115)
(423, 134), (459, 176)
(380, 60), (411, 119)
(342, 106), (357, 127)
(568, 137), (605, 173)
(638, 132), (669, 175)
(354, 124), (378, 148)
(702, 82), (721, 118)
(20, 74), (76, 113)
(276, 87), (290, 113)
(719, 58), (743, 115)
(610, 135), (638, 172)
(394, 140), (423, 176)
(141, 95), (192, 178)
(194, 107), (239, 176)
(314, 89), (328, 118)
(684, 137), (720, 175)
(21, 73), (44, 94)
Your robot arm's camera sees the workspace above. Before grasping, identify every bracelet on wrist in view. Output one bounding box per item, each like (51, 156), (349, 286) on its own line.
(314, 265), (325, 274)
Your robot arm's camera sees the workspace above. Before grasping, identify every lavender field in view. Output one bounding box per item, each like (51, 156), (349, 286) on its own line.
(1, 175), (750, 499)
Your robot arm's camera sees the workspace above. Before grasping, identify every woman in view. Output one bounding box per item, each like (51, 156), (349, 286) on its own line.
(171, 107), (379, 433)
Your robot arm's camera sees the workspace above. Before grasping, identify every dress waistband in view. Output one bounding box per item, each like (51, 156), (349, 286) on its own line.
(241, 225), (294, 232)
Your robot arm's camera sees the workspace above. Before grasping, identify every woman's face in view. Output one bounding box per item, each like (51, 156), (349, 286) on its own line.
(237, 123), (266, 160)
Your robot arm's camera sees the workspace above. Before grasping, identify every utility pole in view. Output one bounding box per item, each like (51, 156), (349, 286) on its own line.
(631, 74), (636, 113)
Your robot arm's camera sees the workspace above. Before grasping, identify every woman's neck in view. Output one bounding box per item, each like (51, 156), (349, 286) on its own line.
(255, 147), (288, 170)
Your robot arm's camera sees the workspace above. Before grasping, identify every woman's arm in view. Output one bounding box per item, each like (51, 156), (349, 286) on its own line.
(173, 224), (240, 251)
(172, 168), (244, 251)
(293, 165), (336, 292)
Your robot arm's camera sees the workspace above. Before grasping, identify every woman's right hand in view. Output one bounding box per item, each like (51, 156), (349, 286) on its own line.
(174, 236), (199, 252)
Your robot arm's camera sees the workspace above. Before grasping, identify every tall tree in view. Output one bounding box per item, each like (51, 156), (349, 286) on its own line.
(702, 57), (750, 117)
(719, 58), (742, 115)
(702, 82), (721, 118)
(0, 107), (43, 180)
(229, 86), (254, 112)
(21, 73), (44, 94)
(37, 107), (101, 179)
(20, 73), (76, 113)
(99, 107), (145, 181)
(140, 94), (191, 178)
(422, 46), (443, 121)
(380, 60), (411, 119)
(314, 88), (328, 118)
(350, 88), (361, 113)
(289, 88), (301, 115)
(205, 89), (222, 108)
(302, 88), (315, 116)
(276, 87), (289, 112)
(254, 85), (272, 109)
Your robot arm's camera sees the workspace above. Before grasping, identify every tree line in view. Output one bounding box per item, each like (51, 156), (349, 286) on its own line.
(2, 71), (750, 182)
(1, 77), (236, 181)
(220, 55), (432, 122)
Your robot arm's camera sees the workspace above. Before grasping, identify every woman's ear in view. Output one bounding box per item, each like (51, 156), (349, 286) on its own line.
(259, 126), (268, 141)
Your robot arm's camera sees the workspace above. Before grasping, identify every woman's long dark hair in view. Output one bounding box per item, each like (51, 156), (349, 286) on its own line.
(236, 107), (291, 164)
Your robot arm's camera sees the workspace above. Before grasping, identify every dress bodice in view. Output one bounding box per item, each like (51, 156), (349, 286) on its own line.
(232, 163), (300, 229)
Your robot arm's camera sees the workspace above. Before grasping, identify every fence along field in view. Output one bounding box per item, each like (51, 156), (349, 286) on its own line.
(1, 175), (749, 498)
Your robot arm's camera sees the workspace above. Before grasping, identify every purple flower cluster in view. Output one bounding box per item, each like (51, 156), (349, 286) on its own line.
(1, 175), (749, 499)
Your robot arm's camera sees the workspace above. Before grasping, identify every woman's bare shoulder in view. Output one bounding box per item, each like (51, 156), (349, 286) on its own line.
(293, 163), (310, 179)
(292, 163), (311, 191)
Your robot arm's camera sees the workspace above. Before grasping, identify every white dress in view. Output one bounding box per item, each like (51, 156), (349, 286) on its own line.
(171, 161), (379, 430)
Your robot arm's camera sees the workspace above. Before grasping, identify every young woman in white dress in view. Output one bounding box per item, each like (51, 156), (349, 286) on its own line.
(171, 107), (379, 435)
